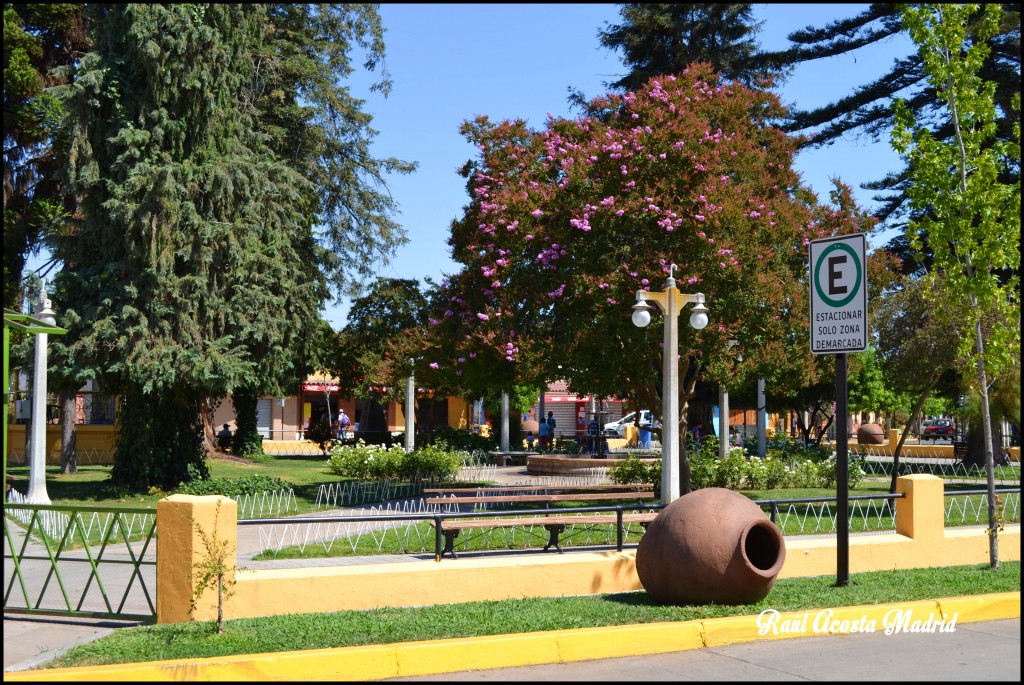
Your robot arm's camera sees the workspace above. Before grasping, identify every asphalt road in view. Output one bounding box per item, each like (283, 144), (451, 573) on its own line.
(383, 618), (1021, 682)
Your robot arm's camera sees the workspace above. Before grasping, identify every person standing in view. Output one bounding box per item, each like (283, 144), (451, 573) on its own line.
(538, 419), (551, 449)
(690, 420), (704, 444)
(588, 415), (600, 454)
(338, 408), (351, 439)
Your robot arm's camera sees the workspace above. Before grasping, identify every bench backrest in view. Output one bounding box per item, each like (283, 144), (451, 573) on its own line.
(425, 491), (655, 505)
(422, 483), (653, 495)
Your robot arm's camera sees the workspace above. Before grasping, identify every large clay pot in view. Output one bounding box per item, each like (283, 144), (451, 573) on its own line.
(636, 487), (786, 605)
(857, 423), (885, 444)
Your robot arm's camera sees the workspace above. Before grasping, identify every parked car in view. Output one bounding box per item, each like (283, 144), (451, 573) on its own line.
(603, 410), (658, 437)
(922, 418), (956, 440)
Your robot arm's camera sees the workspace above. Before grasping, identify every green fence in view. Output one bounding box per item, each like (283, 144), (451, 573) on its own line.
(4, 501), (157, 622)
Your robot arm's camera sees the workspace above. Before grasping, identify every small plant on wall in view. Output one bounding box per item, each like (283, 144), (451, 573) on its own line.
(188, 499), (240, 634)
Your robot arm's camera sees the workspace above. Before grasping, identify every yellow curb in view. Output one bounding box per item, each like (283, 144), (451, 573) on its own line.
(4, 592), (1018, 682)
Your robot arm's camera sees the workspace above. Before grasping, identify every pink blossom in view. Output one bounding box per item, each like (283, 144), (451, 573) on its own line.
(429, 362), (439, 369)
(476, 313), (489, 321)
(531, 209), (544, 218)
(695, 214), (705, 221)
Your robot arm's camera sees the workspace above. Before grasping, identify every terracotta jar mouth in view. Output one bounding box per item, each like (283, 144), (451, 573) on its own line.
(740, 519), (786, 578)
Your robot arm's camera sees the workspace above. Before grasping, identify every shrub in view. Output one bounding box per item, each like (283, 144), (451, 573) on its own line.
(430, 426), (497, 452)
(786, 460), (821, 488)
(713, 450), (746, 489)
(816, 456), (865, 489)
(608, 455), (661, 493)
(327, 441), (407, 480)
(327, 441), (463, 481)
(176, 475), (289, 498)
(401, 444), (463, 481)
(689, 453), (717, 490)
(304, 421), (335, 455)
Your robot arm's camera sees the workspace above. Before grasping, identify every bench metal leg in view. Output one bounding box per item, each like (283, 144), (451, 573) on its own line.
(440, 530), (460, 559)
(542, 524), (566, 553)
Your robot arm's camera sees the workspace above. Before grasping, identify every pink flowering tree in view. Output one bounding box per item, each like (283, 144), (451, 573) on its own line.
(420, 63), (874, 493)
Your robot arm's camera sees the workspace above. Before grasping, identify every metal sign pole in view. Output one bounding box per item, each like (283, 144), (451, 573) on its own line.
(835, 352), (849, 586)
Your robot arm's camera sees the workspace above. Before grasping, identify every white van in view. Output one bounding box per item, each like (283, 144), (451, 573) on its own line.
(603, 410), (657, 437)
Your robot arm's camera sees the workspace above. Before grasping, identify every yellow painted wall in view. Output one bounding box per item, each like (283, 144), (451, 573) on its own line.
(5, 424), (116, 465)
(155, 475), (1019, 624)
(448, 397), (472, 430)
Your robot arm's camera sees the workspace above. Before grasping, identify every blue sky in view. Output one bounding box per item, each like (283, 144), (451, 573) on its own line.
(326, 3), (914, 328)
(26, 4), (915, 329)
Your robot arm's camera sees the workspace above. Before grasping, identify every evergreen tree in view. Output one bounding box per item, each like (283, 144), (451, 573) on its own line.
(764, 3), (1020, 231)
(597, 3), (785, 92)
(3, 3), (88, 308)
(54, 4), (315, 488)
(257, 4), (417, 298)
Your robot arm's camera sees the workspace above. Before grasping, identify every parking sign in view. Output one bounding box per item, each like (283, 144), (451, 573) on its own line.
(809, 234), (867, 354)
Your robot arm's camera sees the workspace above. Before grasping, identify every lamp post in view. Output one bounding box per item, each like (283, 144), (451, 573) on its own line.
(404, 362), (415, 452)
(631, 264), (709, 503)
(719, 339), (740, 460)
(27, 286), (56, 504)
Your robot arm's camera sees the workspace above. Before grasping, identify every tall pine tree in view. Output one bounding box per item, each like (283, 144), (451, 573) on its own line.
(597, 3), (785, 91)
(54, 4), (317, 488)
(763, 3), (1020, 232)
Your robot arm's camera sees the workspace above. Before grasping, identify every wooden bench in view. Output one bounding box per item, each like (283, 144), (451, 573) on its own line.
(424, 492), (655, 507)
(422, 483), (654, 495)
(430, 512), (659, 559)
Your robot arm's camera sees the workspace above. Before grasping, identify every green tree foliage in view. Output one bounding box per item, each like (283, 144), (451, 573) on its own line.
(874, 274), (962, 489)
(255, 4), (417, 297)
(597, 3), (785, 92)
(422, 64), (874, 493)
(891, 3), (1021, 567)
(2, 3), (88, 308)
(336, 277), (428, 403)
(847, 346), (898, 421)
(53, 5), (317, 488)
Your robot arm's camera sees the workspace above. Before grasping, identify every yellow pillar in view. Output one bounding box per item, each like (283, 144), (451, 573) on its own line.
(888, 428), (900, 445)
(156, 494), (238, 624)
(895, 474), (944, 542)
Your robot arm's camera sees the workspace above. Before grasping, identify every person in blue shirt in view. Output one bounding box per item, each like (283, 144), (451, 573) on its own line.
(538, 420), (551, 449)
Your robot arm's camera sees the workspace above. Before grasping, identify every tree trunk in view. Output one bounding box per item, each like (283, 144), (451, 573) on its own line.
(890, 370), (941, 493)
(111, 387), (207, 490)
(199, 397), (218, 456)
(217, 574), (224, 635)
(231, 389), (263, 458)
(59, 390), (78, 474)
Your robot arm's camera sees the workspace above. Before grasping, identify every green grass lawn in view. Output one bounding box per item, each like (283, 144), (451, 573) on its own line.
(43, 561), (1021, 669)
